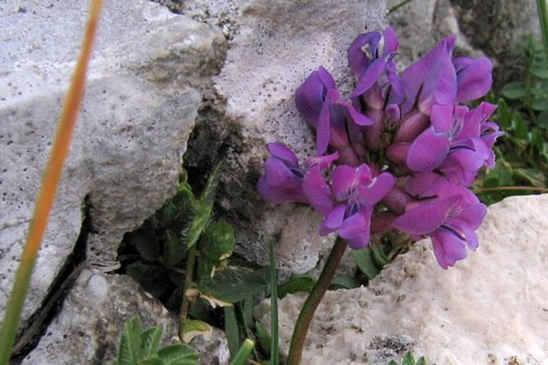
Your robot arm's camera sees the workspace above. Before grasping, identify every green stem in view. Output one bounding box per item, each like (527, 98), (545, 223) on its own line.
(229, 338), (255, 365)
(179, 246), (198, 340)
(287, 237), (347, 365)
(474, 185), (548, 193)
(388, 0), (413, 14)
(536, 0), (548, 63)
(269, 239), (279, 365)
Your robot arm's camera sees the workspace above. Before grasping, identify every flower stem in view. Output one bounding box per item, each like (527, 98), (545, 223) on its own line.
(179, 246), (198, 340)
(474, 185), (548, 193)
(287, 237), (347, 365)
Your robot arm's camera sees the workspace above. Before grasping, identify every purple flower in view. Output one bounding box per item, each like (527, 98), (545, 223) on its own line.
(258, 26), (500, 271)
(348, 28), (403, 148)
(303, 164), (395, 249)
(406, 102), (501, 185)
(257, 143), (338, 204)
(393, 176), (487, 269)
(295, 67), (372, 161)
(453, 57), (493, 102)
(399, 35), (457, 115)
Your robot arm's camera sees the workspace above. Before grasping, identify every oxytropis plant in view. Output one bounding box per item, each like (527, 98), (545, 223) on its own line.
(258, 27), (503, 364)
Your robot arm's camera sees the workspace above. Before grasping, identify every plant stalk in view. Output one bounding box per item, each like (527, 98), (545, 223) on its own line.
(0, 0), (103, 362)
(474, 185), (548, 193)
(269, 239), (279, 365)
(287, 237), (347, 365)
(179, 246), (198, 340)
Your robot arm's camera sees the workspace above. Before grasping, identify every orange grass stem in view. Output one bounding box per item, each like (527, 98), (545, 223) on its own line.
(0, 0), (103, 362)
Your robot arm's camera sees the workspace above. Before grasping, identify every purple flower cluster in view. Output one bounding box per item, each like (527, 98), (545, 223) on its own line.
(258, 28), (503, 269)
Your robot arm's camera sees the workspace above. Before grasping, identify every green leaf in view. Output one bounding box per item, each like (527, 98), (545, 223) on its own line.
(117, 316), (142, 365)
(254, 321), (271, 357)
(512, 113), (528, 140)
(537, 109), (548, 128)
(278, 275), (316, 297)
(402, 351), (416, 365)
(157, 344), (199, 365)
(224, 306), (240, 357)
(416, 357), (427, 365)
(159, 200), (178, 225)
(329, 275), (360, 290)
(388, 361), (399, 365)
(199, 220), (235, 262)
(514, 168), (546, 187)
(182, 204), (211, 248)
(162, 230), (186, 267)
(229, 339), (255, 365)
(198, 267), (267, 304)
(141, 325), (163, 359)
(241, 297), (254, 330)
(196, 259), (215, 283)
(177, 169), (198, 207)
(352, 247), (380, 280)
(532, 64), (548, 79)
(200, 162), (223, 207)
(500, 81), (527, 99)
(370, 241), (389, 266)
(180, 319), (213, 344)
(141, 357), (163, 365)
(532, 96), (548, 111)
(529, 128), (545, 152)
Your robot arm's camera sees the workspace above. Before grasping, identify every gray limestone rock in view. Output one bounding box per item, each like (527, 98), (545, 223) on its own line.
(387, 0), (541, 85)
(256, 194), (548, 364)
(0, 0), (226, 327)
(451, 0), (541, 85)
(21, 269), (179, 365)
(190, 328), (230, 365)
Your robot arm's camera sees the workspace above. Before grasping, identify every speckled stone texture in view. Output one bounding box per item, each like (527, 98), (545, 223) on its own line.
(256, 194), (548, 364)
(387, 0), (541, 86)
(20, 269), (179, 364)
(0, 0), (226, 326)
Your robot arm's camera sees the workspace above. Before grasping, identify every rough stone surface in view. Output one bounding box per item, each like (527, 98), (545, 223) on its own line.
(387, 0), (482, 68)
(387, 0), (541, 85)
(451, 0), (540, 84)
(190, 328), (230, 365)
(256, 194), (548, 364)
(0, 0), (226, 325)
(21, 269), (179, 365)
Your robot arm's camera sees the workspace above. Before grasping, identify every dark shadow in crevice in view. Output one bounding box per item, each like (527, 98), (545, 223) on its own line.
(10, 196), (93, 364)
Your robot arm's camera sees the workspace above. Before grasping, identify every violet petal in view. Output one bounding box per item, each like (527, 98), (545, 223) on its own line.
(431, 229), (468, 269)
(392, 195), (460, 235)
(302, 167), (333, 215)
(359, 172), (395, 206)
(407, 128), (450, 171)
(267, 143), (299, 167)
(339, 207), (373, 249)
(454, 56), (493, 102)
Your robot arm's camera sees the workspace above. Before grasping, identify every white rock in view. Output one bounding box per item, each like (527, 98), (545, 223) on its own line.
(0, 0), (225, 325)
(21, 269), (179, 364)
(256, 194), (548, 364)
